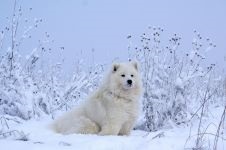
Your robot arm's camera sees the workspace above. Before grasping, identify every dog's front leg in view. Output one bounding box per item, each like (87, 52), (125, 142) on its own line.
(99, 122), (121, 136)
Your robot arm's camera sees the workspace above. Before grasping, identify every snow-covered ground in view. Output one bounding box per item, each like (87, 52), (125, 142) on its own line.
(0, 106), (225, 150)
(0, 119), (187, 150)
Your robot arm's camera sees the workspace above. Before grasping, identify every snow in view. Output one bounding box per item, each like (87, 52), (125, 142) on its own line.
(0, 119), (187, 150)
(0, 106), (225, 150)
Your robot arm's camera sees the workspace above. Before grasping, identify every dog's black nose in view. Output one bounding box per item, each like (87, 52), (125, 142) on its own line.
(127, 79), (132, 85)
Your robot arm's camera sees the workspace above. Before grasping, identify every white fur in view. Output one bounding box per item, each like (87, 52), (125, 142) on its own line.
(51, 62), (143, 136)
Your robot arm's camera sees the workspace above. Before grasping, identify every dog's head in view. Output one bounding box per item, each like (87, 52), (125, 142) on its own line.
(109, 61), (142, 95)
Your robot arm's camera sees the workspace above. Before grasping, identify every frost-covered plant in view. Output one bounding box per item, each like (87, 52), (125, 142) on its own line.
(127, 27), (221, 131)
(0, 0), (48, 120)
(0, 0), (103, 120)
(0, 50), (32, 120)
(0, 115), (29, 140)
(50, 60), (104, 116)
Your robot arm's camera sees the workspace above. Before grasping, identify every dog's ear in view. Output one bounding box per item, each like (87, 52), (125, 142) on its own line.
(131, 61), (138, 71)
(112, 63), (120, 73)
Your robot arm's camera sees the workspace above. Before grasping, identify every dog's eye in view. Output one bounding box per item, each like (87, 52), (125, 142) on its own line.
(131, 74), (134, 77)
(121, 74), (125, 77)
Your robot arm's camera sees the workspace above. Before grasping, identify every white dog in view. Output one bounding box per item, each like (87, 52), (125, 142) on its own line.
(51, 61), (142, 135)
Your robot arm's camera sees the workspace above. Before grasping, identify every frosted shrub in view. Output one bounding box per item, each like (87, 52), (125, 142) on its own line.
(51, 61), (103, 114)
(0, 50), (32, 120)
(0, 2), (102, 120)
(128, 27), (220, 131)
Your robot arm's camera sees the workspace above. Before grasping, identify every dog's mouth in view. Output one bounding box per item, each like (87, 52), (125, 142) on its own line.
(123, 83), (134, 90)
(127, 84), (133, 87)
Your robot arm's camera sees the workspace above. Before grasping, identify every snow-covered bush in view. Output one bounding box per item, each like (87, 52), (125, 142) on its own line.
(0, 1), (103, 122)
(127, 27), (224, 131)
(50, 61), (104, 116)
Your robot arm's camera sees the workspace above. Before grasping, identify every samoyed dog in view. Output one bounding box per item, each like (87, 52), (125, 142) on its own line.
(51, 61), (143, 135)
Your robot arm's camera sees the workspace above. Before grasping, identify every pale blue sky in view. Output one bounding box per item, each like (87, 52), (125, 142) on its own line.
(1, 0), (226, 73)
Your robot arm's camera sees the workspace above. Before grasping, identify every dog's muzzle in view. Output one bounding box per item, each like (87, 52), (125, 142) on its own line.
(127, 79), (132, 87)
